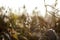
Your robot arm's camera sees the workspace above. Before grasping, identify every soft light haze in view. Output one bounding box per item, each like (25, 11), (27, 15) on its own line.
(0, 0), (60, 17)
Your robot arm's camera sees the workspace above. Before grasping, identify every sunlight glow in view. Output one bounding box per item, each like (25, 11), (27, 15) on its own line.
(0, 0), (60, 17)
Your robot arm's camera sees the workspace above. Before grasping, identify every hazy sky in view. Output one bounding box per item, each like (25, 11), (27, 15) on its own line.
(0, 0), (60, 17)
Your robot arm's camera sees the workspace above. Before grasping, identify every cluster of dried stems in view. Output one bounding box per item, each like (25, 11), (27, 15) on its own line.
(0, 0), (60, 40)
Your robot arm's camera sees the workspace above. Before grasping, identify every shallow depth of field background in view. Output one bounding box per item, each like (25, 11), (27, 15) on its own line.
(0, 0), (60, 40)
(0, 0), (60, 17)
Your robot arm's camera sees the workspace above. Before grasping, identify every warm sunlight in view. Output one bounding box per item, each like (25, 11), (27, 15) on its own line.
(0, 0), (60, 17)
(0, 0), (60, 40)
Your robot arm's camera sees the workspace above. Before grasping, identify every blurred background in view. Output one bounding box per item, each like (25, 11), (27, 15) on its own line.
(0, 0), (60, 40)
